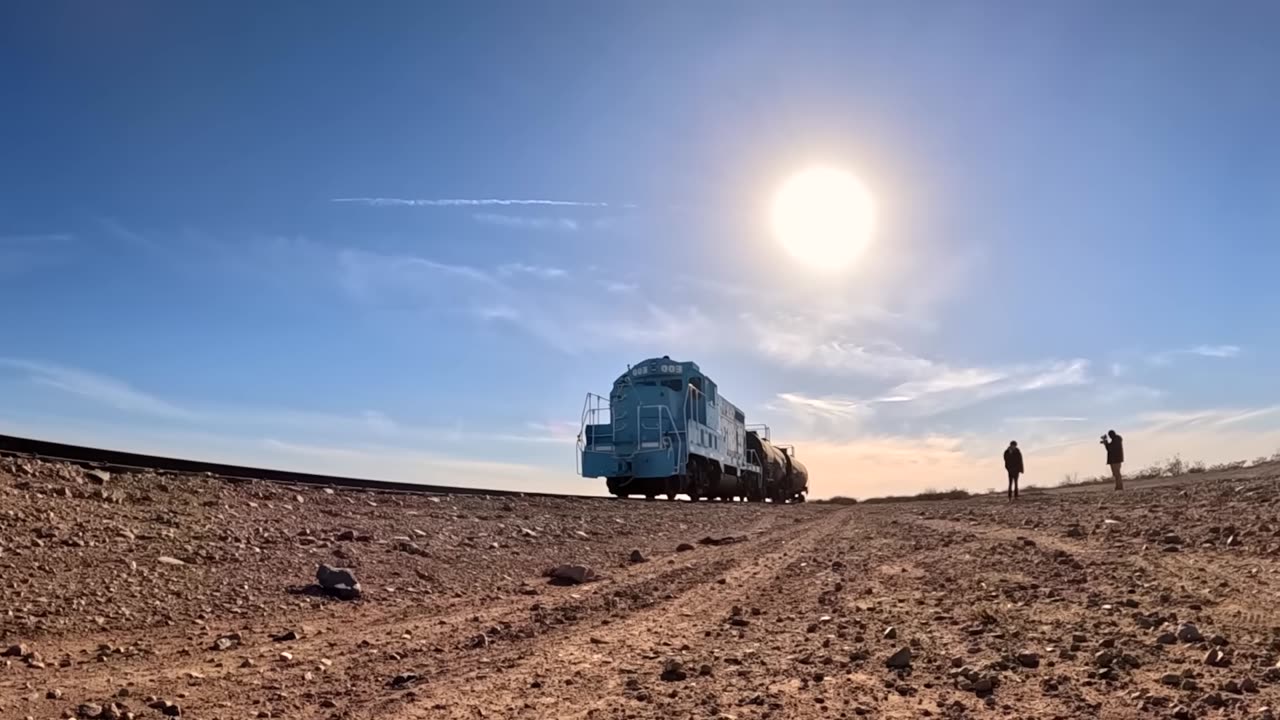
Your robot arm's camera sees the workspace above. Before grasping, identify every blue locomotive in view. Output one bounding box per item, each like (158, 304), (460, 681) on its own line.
(577, 356), (808, 502)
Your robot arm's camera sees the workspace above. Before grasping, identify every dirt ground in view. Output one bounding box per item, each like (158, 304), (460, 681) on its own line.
(4, 456), (1280, 720)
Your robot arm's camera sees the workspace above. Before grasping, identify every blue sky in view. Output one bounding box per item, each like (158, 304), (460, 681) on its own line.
(3, 1), (1279, 497)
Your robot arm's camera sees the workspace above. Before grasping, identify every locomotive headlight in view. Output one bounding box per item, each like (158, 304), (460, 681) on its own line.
(771, 166), (875, 272)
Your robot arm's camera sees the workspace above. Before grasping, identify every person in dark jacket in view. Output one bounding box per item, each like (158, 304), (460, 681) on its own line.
(1101, 430), (1124, 490)
(1003, 441), (1024, 500)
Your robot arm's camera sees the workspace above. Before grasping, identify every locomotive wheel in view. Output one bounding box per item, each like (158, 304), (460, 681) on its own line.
(665, 492), (676, 500)
(644, 494), (656, 501)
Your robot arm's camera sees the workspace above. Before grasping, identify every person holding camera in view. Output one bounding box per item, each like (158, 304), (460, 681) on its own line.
(1003, 440), (1024, 500)
(1101, 430), (1124, 490)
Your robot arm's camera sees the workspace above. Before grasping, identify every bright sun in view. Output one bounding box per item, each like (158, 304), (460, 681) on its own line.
(770, 166), (875, 271)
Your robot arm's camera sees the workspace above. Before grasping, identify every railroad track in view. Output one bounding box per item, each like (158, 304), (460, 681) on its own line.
(0, 433), (598, 500)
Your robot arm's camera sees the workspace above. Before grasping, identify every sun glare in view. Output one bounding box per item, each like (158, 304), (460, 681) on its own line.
(770, 167), (875, 271)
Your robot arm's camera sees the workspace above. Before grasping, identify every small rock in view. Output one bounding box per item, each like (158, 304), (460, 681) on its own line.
(85, 470), (111, 484)
(545, 564), (599, 585)
(212, 633), (241, 651)
(390, 672), (419, 688)
(316, 564), (362, 600)
(1204, 648), (1229, 667)
(1242, 678), (1259, 693)
(47, 689), (64, 700)
(676, 543), (695, 552)
(972, 677), (994, 693)
(1016, 652), (1040, 669)
(1172, 706), (1192, 720)
(147, 701), (181, 718)
(1156, 632), (1177, 645)
(1177, 623), (1203, 643)
(885, 647), (912, 669)
(1161, 673), (1183, 686)
(2, 643), (30, 657)
(628, 549), (647, 563)
(78, 704), (103, 719)
(1210, 634), (1229, 647)
(1066, 525), (1085, 538)
(157, 556), (186, 566)
(883, 627), (897, 640)
(1227, 535), (1242, 547)
(660, 659), (688, 682)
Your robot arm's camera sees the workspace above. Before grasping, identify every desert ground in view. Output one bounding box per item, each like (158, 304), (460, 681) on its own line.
(4, 456), (1280, 720)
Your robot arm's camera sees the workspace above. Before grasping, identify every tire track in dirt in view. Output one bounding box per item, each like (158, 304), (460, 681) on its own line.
(1, 511), (801, 720)
(373, 509), (858, 720)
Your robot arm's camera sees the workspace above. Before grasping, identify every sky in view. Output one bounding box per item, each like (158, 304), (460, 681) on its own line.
(3, 1), (1279, 499)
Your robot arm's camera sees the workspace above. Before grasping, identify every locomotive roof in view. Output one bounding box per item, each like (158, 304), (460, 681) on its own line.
(615, 356), (703, 382)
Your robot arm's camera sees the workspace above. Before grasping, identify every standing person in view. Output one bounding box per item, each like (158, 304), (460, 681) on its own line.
(1003, 441), (1024, 500)
(1101, 430), (1124, 490)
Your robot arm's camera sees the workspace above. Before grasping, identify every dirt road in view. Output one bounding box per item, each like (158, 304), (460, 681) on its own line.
(4, 456), (1280, 719)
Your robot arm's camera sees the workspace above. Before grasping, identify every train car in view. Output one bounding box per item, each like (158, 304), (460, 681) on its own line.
(577, 357), (806, 502)
(746, 428), (809, 503)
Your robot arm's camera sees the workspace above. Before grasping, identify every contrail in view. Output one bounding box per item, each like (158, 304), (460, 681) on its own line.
(331, 197), (612, 208)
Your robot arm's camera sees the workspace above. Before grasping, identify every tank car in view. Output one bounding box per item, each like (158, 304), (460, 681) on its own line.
(746, 428), (809, 503)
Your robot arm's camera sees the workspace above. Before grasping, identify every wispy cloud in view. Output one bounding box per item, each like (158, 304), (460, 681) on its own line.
(0, 358), (197, 419)
(1138, 405), (1280, 431)
(0, 233), (77, 274)
(332, 197), (613, 208)
(0, 233), (74, 243)
(1188, 345), (1242, 358)
(1148, 344), (1242, 365)
(473, 213), (581, 231)
(773, 393), (869, 421)
(1005, 415), (1089, 424)
(496, 263), (568, 279)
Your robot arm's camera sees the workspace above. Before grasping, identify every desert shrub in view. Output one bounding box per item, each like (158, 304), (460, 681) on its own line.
(820, 496), (859, 505)
(1187, 461), (1206, 474)
(1209, 460), (1247, 472)
(862, 487), (972, 504)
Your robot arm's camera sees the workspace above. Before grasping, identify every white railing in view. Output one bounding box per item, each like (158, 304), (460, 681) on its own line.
(637, 403), (683, 473)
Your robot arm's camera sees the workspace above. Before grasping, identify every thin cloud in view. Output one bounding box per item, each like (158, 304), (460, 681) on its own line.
(1189, 344), (1242, 358)
(496, 263), (568, 279)
(332, 197), (612, 208)
(0, 358), (197, 420)
(773, 393), (868, 421)
(1138, 406), (1280, 430)
(0, 233), (77, 274)
(1148, 344), (1242, 365)
(1005, 416), (1089, 424)
(473, 213), (581, 231)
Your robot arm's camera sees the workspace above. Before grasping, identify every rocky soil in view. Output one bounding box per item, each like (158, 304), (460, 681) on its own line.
(3, 455), (1280, 719)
